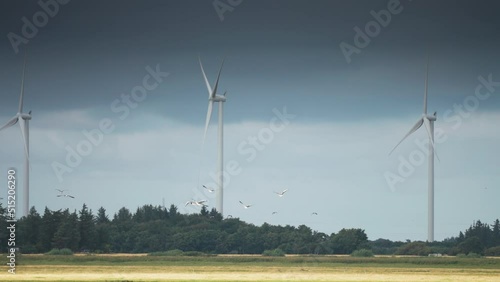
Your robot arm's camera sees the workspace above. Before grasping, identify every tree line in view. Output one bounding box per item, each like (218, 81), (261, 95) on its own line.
(1, 203), (499, 256)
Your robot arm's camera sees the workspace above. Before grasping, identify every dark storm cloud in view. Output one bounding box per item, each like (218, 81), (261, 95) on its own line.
(0, 0), (499, 122)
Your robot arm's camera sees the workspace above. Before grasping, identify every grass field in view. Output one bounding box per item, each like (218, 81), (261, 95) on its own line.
(2, 254), (500, 281)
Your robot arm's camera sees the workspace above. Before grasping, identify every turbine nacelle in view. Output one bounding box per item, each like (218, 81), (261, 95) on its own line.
(423, 113), (436, 122)
(18, 113), (32, 120)
(211, 94), (227, 102)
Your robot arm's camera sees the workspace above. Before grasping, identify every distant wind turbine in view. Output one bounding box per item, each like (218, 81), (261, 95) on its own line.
(199, 56), (227, 216)
(0, 52), (31, 217)
(389, 56), (438, 243)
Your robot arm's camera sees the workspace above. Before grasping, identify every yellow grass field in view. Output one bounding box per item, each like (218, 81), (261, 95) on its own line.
(2, 254), (500, 281)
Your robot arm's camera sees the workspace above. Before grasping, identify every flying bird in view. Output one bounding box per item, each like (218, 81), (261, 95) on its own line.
(185, 200), (208, 207)
(56, 189), (73, 198)
(274, 189), (288, 197)
(272, 211), (278, 215)
(311, 212), (318, 216)
(202, 185), (215, 193)
(239, 201), (252, 209)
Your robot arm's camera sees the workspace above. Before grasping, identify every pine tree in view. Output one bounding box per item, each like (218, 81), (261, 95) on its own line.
(96, 207), (109, 224)
(168, 204), (178, 217)
(79, 204), (97, 251)
(53, 210), (80, 251)
(0, 203), (7, 253)
(95, 207), (111, 253)
(492, 219), (500, 246)
(40, 207), (65, 252)
(114, 207), (132, 222)
(209, 208), (223, 221)
(18, 207), (42, 252)
(200, 206), (209, 216)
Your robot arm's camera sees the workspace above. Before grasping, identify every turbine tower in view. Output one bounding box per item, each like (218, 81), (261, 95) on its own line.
(199, 56), (226, 216)
(389, 57), (438, 242)
(0, 53), (32, 218)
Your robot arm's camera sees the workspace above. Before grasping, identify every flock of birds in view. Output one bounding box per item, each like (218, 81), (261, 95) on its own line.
(186, 187), (320, 217)
(51, 185), (323, 217)
(52, 185), (489, 211)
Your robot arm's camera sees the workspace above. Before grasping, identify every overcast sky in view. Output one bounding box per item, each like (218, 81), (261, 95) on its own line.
(0, 0), (499, 241)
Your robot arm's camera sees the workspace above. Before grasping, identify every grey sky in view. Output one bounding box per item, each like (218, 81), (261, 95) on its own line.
(0, 0), (499, 241)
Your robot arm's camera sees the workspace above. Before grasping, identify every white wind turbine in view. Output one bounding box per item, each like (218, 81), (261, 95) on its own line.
(0, 53), (32, 217)
(199, 56), (227, 216)
(389, 57), (439, 242)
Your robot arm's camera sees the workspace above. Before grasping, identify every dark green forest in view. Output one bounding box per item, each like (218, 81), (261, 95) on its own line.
(1, 203), (499, 256)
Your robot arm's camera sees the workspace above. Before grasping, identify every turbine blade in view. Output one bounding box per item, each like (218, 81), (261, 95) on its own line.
(19, 51), (27, 113)
(423, 117), (440, 162)
(202, 101), (214, 147)
(212, 58), (225, 97)
(18, 118), (29, 161)
(423, 55), (429, 115)
(389, 118), (424, 155)
(199, 56), (213, 98)
(0, 117), (18, 131)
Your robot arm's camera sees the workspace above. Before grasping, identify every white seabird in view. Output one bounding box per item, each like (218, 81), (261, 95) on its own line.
(274, 189), (288, 197)
(202, 185), (215, 193)
(239, 201), (252, 209)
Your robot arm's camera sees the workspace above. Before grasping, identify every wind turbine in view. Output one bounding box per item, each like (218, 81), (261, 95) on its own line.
(199, 56), (227, 216)
(389, 57), (438, 242)
(0, 52), (31, 217)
